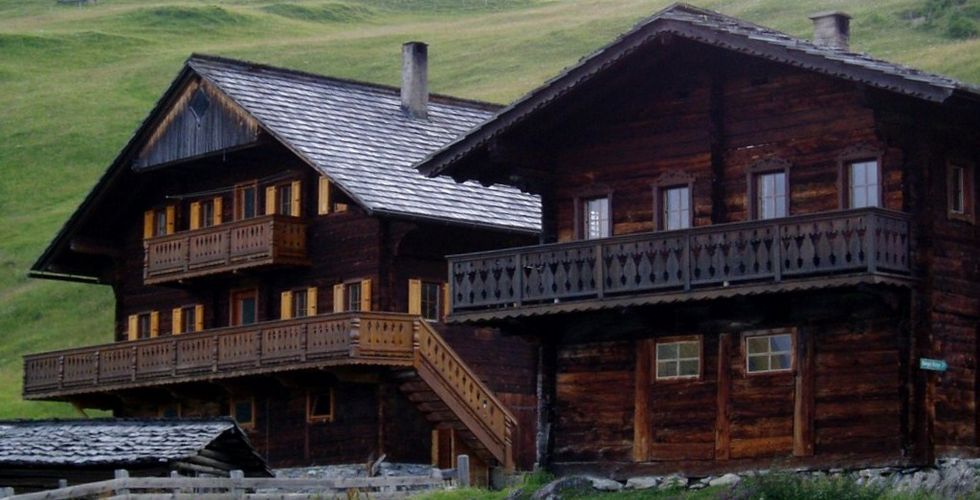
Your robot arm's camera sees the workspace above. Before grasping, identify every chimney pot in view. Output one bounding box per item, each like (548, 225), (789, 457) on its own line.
(809, 11), (851, 51)
(401, 42), (428, 119)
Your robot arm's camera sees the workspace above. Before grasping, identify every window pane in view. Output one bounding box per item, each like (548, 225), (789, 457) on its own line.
(243, 187), (256, 218)
(293, 290), (308, 318)
(233, 400), (253, 424)
(181, 306), (196, 332)
(678, 359), (699, 376)
(748, 355), (769, 373)
(657, 361), (677, 378)
(678, 341), (699, 358)
(747, 337), (768, 355)
(657, 343), (678, 361)
(849, 161), (879, 208)
(240, 297), (256, 325)
(664, 187), (690, 230)
(771, 353), (792, 370)
(770, 334), (792, 352)
(757, 172), (787, 219)
(584, 197), (609, 239)
(347, 283), (361, 311)
(278, 185), (292, 216)
(421, 283), (440, 320)
(201, 201), (214, 228)
(155, 211), (167, 236)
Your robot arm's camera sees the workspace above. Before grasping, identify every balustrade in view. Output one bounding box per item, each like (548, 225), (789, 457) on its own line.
(449, 208), (913, 314)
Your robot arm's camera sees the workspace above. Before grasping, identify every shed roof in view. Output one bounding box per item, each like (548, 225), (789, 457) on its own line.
(417, 3), (980, 178)
(0, 418), (270, 475)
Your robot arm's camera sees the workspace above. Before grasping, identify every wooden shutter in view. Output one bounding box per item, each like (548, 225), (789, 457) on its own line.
(307, 287), (318, 316)
(360, 279), (372, 312)
(189, 202), (201, 230)
(213, 197), (223, 225)
(165, 206), (176, 235)
(333, 284), (345, 313)
(143, 210), (154, 239)
(265, 186), (277, 215)
(408, 279), (422, 315)
(194, 305), (204, 331)
(280, 291), (293, 320)
(150, 311), (160, 338)
(291, 180), (302, 216)
(442, 283), (450, 320)
(127, 314), (138, 341)
(318, 177), (331, 215)
(172, 308), (183, 335)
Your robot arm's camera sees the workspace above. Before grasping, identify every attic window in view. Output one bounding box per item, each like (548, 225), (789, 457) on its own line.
(189, 89), (210, 120)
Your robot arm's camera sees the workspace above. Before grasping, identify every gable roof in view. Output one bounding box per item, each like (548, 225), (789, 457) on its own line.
(0, 418), (270, 475)
(417, 3), (980, 178)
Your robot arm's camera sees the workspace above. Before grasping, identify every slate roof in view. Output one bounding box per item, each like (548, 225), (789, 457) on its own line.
(418, 2), (980, 177)
(0, 418), (268, 474)
(189, 55), (540, 233)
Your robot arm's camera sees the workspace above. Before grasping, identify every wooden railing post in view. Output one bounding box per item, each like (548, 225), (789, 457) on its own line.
(115, 469), (129, 496)
(57, 354), (64, 389)
(456, 455), (470, 488)
(255, 329), (263, 368)
(514, 253), (524, 306)
(595, 243), (604, 299)
(171, 338), (178, 376)
(230, 470), (245, 499)
(683, 234), (692, 291)
(349, 317), (361, 358)
(130, 346), (138, 382)
(182, 235), (190, 273)
(867, 212), (878, 274)
(211, 335), (219, 372)
(93, 351), (100, 386)
(773, 222), (783, 282)
(300, 322), (308, 362)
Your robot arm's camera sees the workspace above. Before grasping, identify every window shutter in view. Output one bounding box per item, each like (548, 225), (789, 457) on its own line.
(408, 279), (422, 315)
(280, 291), (293, 320)
(442, 283), (450, 320)
(189, 202), (201, 230)
(213, 197), (223, 225)
(307, 287), (318, 316)
(150, 311), (160, 338)
(172, 307), (183, 335)
(318, 177), (331, 215)
(164, 206), (176, 235)
(291, 180), (302, 216)
(333, 284), (345, 313)
(265, 186), (277, 215)
(360, 279), (372, 312)
(127, 314), (138, 341)
(143, 210), (154, 239)
(194, 304), (204, 331)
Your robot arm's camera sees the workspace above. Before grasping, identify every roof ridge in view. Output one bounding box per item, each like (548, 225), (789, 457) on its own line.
(0, 417), (236, 425)
(187, 53), (502, 111)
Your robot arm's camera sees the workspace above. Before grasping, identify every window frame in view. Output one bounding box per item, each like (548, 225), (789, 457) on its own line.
(948, 159), (976, 224)
(234, 182), (258, 220)
(652, 171), (695, 232)
(306, 388), (336, 424)
(747, 158), (791, 220)
(742, 329), (796, 375)
(652, 335), (703, 382)
(573, 186), (614, 240)
(230, 397), (256, 429)
(837, 146), (883, 210)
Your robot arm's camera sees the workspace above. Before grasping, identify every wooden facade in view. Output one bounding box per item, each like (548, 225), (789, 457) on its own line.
(421, 6), (980, 477)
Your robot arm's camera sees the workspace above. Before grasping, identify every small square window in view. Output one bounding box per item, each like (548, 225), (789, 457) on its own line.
(231, 398), (255, 428)
(655, 339), (700, 380)
(307, 389), (335, 423)
(746, 333), (794, 374)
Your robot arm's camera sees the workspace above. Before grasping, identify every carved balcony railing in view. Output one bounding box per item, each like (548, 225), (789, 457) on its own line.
(143, 215), (309, 285)
(23, 312), (416, 399)
(448, 208), (913, 318)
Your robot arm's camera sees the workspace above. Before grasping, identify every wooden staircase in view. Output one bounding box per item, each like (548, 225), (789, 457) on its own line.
(396, 320), (516, 470)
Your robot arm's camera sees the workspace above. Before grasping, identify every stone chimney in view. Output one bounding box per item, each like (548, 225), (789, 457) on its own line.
(809, 11), (851, 51)
(401, 41), (428, 119)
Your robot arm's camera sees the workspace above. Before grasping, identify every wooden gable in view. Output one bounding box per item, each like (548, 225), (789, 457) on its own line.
(134, 78), (260, 170)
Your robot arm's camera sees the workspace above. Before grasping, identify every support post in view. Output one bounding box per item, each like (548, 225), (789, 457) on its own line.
(793, 327), (815, 456)
(58, 479), (67, 489)
(0, 487), (14, 498)
(715, 333), (732, 460)
(633, 339), (651, 462)
(230, 470), (245, 499)
(456, 455), (470, 488)
(114, 469), (129, 496)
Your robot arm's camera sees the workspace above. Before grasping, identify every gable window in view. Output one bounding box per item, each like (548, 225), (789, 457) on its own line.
(307, 388), (335, 423)
(655, 338), (701, 380)
(333, 280), (372, 313)
(948, 160), (975, 223)
(847, 160), (880, 209)
(746, 332), (793, 374)
(662, 186), (691, 231)
(231, 288), (258, 326)
(127, 311), (159, 341)
(235, 183), (257, 220)
(281, 287), (317, 319)
(582, 197), (610, 240)
(231, 398), (255, 428)
(754, 171), (788, 219)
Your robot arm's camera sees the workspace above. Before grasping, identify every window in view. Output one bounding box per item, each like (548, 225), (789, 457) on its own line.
(421, 282), (441, 321)
(235, 183), (257, 220)
(231, 398), (255, 428)
(847, 160), (880, 208)
(948, 161), (975, 223)
(137, 313), (152, 339)
(127, 311), (159, 341)
(159, 403), (180, 418)
(231, 289), (258, 326)
(655, 339), (700, 380)
(318, 176), (347, 214)
(200, 199), (215, 228)
(172, 304), (203, 335)
(307, 388), (335, 423)
(347, 282), (362, 312)
(333, 280), (371, 313)
(278, 184), (292, 216)
(754, 171), (788, 219)
(582, 197), (610, 240)
(281, 287), (317, 319)
(143, 206), (175, 239)
(662, 186), (691, 231)
(746, 332), (793, 373)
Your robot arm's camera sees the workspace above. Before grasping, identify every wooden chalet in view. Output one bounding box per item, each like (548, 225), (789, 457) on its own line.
(418, 5), (980, 477)
(24, 45), (541, 481)
(0, 418), (270, 493)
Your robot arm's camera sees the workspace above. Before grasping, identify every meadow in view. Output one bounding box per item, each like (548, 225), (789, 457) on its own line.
(0, 0), (978, 418)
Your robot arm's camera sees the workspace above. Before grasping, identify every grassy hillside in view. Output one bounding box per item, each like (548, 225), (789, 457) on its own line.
(1, 0), (978, 419)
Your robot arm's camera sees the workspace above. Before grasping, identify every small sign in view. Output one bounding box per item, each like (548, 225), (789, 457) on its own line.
(919, 358), (948, 372)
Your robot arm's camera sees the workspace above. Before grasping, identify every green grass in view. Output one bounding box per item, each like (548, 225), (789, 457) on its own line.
(0, 0), (978, 418)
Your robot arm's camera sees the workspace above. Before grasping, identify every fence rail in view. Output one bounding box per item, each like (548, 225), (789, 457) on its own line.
(448, 208), (912, 314)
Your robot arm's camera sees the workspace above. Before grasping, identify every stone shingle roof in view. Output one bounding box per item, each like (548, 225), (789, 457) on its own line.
(0, 418), (266, 473)
(189, 55), (540, 233)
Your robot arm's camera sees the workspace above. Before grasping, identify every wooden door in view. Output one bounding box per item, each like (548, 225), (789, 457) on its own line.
(231, 288), (258, 326)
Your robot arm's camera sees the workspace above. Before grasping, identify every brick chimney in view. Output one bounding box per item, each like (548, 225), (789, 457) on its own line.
(401, 42), (428, 119)
(809, 11), (851, 51)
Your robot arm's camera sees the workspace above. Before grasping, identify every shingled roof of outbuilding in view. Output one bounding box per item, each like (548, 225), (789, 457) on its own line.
(187, 55), (540, 233)
(417, 2), (980, 178)
(0, 418), (270, 475)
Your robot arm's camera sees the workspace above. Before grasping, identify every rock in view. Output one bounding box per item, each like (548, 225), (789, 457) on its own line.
(587, 477), (623, 491)
(658, 474), (687, 490)
(708, 473), (741, 487)
(505, 487), (525, 500)
(532, 476), (592, 500)
(625, 476), (661, 490)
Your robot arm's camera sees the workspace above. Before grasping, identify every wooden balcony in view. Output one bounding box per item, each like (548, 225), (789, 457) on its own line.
(448, 208), (914, 321)
(143, 215), (309, 285)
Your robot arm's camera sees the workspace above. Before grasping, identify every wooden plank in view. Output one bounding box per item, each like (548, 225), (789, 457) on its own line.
(633, 339), (651, 462)
(794, 327), (815, 457)
(715, 333), (731, 460)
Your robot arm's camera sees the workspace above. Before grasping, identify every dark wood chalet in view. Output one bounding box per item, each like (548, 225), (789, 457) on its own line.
(24, 45), (542, 482)
(418, 5), (980, 477)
